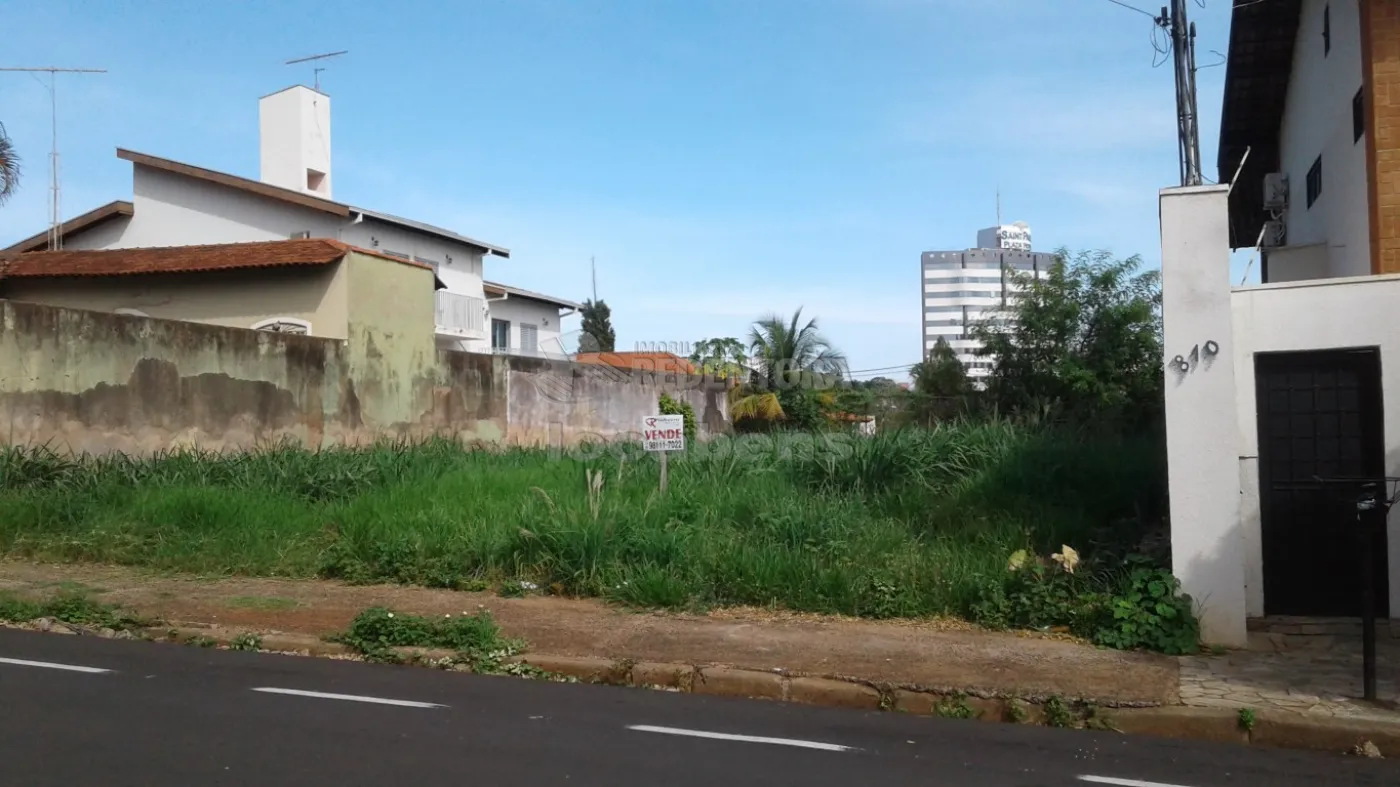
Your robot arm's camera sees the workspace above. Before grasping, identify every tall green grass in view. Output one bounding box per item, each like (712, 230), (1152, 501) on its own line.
(0, 424), (1165, 620)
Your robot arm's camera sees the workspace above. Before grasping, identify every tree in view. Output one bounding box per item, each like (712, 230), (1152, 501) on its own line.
(578, 299), (616, 353)
(908, 336), (971, 424)
(0, 123), (19, 206)
(972, 248), (1162, 429)
(747, 307), (846, 390)
(689, 337), (748, 380)
(730, 308), (846, 426)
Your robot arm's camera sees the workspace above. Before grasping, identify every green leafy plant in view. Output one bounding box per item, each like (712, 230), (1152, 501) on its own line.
(230, 633), (263, 652)
(1237, 707), (1256, 731)
(935, 693), (977, 720)
(1004, 701), (1029, 724)
(972, 550), (1198, 656)
(1090, 558), (1199, 655)
(1043, 695), (1074, 728)
(0, 590), (149, 630)
(332, 607), (524, 671)
(658, 393), (698, 443)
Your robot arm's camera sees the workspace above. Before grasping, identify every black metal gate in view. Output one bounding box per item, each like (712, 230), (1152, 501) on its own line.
(1255, 348), (1389, 617)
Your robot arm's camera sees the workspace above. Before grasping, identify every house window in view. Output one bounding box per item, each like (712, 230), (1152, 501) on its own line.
(491, 318), (511, 350)
(251, 317), (312, 335)
(519, 324), (539, 354)
(1355, 87), (1365, 143)
(1323, 4), (1331, 56)
(1306, 156), (1323, 209)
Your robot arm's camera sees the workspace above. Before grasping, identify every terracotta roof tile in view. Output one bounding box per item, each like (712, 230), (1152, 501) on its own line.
(575, 352), (697, 375)
(0, 238), (431, 279)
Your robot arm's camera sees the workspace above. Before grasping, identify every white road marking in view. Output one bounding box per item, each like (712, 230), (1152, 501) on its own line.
(0, 657), (112, 674)
(626, 724), (855, 752)
(1079, 776), (1197, 787)
(251, 687), (445, 709)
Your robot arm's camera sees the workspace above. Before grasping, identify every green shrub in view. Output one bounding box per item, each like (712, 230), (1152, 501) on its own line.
(658, 393), (697, 443)
(1089, 557), (1199, 655)
(332, 607), (520, 668)
(970, 549), (1199, 655)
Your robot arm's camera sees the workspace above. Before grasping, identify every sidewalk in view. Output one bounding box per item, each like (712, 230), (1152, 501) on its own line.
(0, 560), (1176, 705)
(1179, 618), (1400, 724)
(7, 559), (1400, 756)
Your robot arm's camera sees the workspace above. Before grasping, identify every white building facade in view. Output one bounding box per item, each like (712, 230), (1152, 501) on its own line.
(485, 282), (580, 358)
(921, 224), (1053, 380)
(1164, 0), (1400, 646)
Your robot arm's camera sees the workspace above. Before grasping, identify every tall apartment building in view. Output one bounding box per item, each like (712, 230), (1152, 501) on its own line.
(921, 223), (1056, 381)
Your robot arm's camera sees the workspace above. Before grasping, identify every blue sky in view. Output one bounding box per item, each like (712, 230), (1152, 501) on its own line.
(1, 0), (1246, 376)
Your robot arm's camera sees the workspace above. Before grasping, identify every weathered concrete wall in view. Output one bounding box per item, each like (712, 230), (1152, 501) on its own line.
(504, 355), (730, 446)
(0, 299), (727, 454)
(0, 299), (351, 454)
(342, 251), (439, 432)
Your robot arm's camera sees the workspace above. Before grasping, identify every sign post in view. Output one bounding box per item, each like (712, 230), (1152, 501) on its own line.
(641, 414), (686, 494)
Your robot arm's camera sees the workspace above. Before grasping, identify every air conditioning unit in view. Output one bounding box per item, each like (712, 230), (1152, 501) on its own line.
(289, 230), (312, 240)
(1262, 219), (1286, 249)
(1263, 172), (1289, 211)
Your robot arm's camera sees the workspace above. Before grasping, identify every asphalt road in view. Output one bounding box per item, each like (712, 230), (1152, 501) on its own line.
(0, 629), (1395, 787)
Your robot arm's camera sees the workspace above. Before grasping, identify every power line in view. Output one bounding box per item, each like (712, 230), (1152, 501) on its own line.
(845, 363), (919, 375)
(1103, 0), (1158, 19)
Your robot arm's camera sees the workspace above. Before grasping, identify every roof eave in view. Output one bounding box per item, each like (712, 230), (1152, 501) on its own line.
(352, 208), (511, 258)
(117, 148), (351, 217)
(3, 200), (135, 253)
(482, 280), (582, 310)
(1216, 0), (1302, 248)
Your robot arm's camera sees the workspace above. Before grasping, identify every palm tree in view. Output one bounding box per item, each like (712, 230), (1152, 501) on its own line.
(731, 308), (846, 423)
(0, 123), (19, 206)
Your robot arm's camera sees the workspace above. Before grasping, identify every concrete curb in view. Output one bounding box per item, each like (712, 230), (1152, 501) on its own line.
(138, 625), (1400, 757)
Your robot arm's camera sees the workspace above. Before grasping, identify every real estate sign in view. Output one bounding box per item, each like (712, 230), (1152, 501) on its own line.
(641, 414), (685, 452)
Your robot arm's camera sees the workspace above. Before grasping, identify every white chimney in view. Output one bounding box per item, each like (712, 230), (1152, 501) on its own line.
(259, 85), (332, 198)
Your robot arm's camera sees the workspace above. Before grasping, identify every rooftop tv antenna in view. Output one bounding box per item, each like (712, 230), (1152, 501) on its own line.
(0, 66), (108, 251)
(284, 50), (348, 92)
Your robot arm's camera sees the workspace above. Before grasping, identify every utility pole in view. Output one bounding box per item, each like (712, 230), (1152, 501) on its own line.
(1158, 2), (1202, 186)
(0, 66), (107, 250)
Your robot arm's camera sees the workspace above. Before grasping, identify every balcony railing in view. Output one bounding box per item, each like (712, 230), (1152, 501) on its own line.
(435, 291), (486, 337)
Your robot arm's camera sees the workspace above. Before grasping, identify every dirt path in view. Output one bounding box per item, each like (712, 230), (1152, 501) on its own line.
(0, 560), (1179, 705)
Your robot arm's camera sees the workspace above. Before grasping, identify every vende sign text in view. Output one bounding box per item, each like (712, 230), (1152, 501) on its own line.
(641, 414), (686, 452)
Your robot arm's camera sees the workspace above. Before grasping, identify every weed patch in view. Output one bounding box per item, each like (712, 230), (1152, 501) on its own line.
(230, 633), (263, 651)
(0, 426), (1192, 652)
(331, 607), (525, 670)
(0, 590), (150, 630)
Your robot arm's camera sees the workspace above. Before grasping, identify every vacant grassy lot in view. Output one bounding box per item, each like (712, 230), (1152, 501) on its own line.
(0, 424), (1165, 622)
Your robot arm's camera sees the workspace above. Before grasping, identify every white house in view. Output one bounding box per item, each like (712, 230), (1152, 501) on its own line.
(484, 280), (581, 357)
(1163, 0), (1400, 646)
(3, 85), (579, 357)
